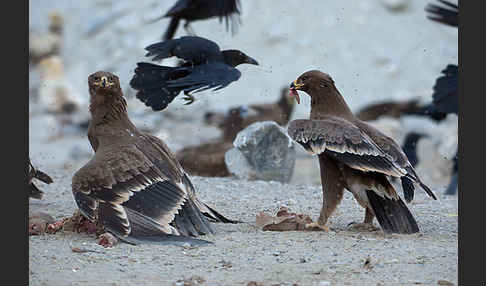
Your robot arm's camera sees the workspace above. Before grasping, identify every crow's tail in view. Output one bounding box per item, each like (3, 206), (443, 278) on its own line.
(130, 62), (185, 111)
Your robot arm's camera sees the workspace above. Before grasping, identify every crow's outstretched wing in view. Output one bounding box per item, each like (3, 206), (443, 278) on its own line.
(166, 62), (241, 94)
(145, 36), (223, 64)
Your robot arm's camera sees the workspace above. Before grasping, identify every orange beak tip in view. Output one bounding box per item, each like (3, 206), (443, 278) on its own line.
(289, 88), (301, 104)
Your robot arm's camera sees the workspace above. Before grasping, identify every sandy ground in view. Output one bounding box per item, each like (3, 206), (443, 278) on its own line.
(29, 165), (458, 286)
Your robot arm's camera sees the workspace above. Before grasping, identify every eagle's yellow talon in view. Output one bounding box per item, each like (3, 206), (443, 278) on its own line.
(305, 222), (329, 232)
(182, 94), (195, 105)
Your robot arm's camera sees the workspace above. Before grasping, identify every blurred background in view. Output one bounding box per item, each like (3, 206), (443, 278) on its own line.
(29, 0), (457, 190)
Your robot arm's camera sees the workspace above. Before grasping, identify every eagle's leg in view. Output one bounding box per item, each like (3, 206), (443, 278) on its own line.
(305, 200), (332, 231)
(305, 220), (330, 232)
(306, 155), (345, 232)
(347, 207), (379, 231)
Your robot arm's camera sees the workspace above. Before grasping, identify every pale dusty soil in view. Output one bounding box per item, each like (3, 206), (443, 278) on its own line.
(29, 165), (458, 286)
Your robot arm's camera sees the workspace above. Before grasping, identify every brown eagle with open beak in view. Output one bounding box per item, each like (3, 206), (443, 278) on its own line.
(287, 70), (436, 234)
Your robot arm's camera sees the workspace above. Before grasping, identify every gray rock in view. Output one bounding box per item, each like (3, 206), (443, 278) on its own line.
(225, 121), (296, 183)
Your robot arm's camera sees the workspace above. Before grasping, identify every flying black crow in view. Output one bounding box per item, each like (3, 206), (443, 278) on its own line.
(130, 36), (258, 111)
(421, 0), (458, 121)
(425, 0), (458, 27)
(408, 64), (458, 122)
(159, 0), (241, 40)
(425, 1), (459, 195)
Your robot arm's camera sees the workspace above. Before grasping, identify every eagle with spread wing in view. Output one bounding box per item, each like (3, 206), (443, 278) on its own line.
(287, 70), (437, 234)
(72, 71), (236, 246)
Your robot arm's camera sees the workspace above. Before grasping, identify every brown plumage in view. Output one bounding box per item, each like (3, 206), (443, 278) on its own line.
(205, 86), (295, 130)
(176, 106), (246, 177)
(287, 70), (436, 234)
(355, 99), (421, 121)
(72, 71), (236, 246)
(29, 158), (53, 200)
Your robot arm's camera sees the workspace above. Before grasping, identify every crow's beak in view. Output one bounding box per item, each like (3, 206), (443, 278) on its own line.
(245, 56), (259, 66)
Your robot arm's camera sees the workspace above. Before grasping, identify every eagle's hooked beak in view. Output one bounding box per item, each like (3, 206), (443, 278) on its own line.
(101, 76), (108, 88)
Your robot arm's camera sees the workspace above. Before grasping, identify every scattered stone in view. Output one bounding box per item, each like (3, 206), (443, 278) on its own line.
(363, 256), (373, 270)
(29, 33), (62, 64)
(29, 11), (64, 65)
(35, 56), (85, 114)
(173, 276), (206, 286)
(225, 121), (296, 183)
(71, 247), (101, 253)
(219, 260), (233, 269)
(437, 280), (454, 286)
(48, 11), (64, 35)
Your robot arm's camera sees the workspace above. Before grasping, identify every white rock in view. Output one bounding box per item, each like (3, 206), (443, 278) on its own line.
(225, 121), (296, 183)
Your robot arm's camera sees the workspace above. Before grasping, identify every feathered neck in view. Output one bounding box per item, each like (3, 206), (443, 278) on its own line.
(309, 85), (355, 121)
(89, 92), (130, 126)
